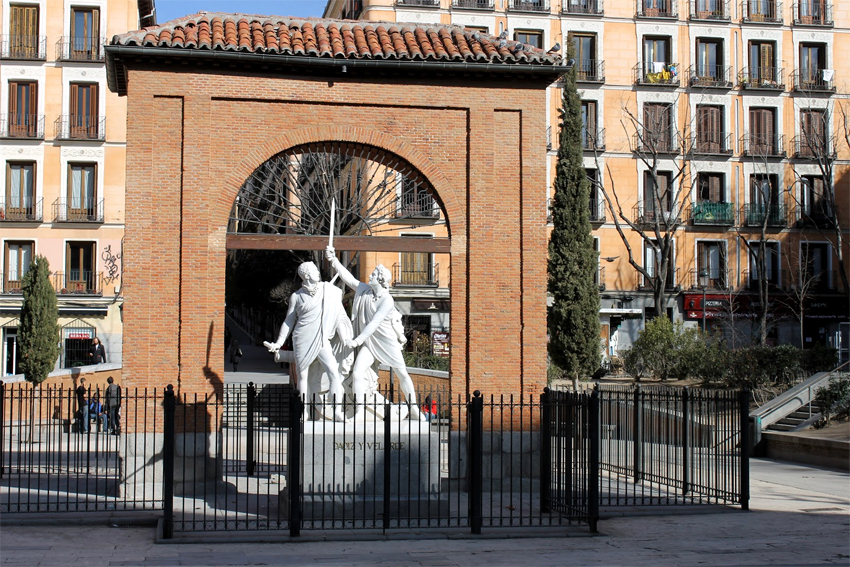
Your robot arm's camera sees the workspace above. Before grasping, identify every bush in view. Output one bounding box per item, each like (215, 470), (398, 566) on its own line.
(813, 376), (850, 428)
(801, 345), (839, 375)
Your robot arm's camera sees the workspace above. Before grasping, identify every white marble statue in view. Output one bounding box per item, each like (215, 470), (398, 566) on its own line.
(325, 247), (425, 421)
(263, 261), (351, 421)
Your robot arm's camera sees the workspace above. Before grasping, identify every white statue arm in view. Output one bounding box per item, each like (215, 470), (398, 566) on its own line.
(351, 294), (394, 347)
(325, 248), (360, 290)
(265, 298), (297, 352)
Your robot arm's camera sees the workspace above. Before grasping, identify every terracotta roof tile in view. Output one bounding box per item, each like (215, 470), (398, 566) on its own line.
(110, 12), (562, 67)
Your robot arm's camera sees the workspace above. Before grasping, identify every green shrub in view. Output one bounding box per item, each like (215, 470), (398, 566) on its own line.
(801, 345), (839, 375)
(813, 377), (850, 428)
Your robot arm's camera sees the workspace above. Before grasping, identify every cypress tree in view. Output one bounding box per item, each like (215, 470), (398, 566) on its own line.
(19, 255), (60, 386)
(547, 40), (601, 381)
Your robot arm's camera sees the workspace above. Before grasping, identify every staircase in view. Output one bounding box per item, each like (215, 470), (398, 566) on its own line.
(766, 401), (822, 432)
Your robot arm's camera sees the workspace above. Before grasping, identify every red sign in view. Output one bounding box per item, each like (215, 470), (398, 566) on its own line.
(66, 331), (93, 339)
(432, 332), (450, 358)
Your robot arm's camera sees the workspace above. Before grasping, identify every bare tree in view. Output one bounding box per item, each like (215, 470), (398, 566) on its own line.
(782, 240), (823, 347)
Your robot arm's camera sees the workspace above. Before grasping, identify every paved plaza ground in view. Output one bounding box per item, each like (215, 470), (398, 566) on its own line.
(1, 457), (847, 566)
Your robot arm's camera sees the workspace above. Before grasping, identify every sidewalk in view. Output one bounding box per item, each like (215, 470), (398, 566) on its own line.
(2, 458), (847, 566)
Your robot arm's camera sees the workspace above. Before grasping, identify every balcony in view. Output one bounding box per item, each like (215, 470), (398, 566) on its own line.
(689, 0), (730, 20)
(742, 203), (787, 227)
(1, 198), (43, 222)
(582, 128), (605, 151)
(687, 65), (733, 89)
(54, 116), (106, 141)
(635, 268), (680, 291)
(589, 198), (606, 223)
(633, 131), (682, 155)
(690, 132), (733, 156)
(576, 60), (605, 83)
(636, 0), (678, 18)
(562, 0), (603, 14)
(795, 203), (833, 228)
(396, 193), (440, 220)
(688, 268), (732, 291)
(739, 134), (785, 158)
(596, 266), (606, 291)
(508, 0), (549, 11)
(634, 63), (680, 87)
(0, 114), (45, 139)
(52, 199), (104, 223)
(392, 263), (439, 287)
(396, 0), (440, 5)
(792, 1), (832, 26)
(451, 0), (495, 7)
(633, 204), (681, 227)
(1, 273), (25, 294)
(51, 271), (104, 296)
(792, 135), (836, 160)
(689, 202), (735, 226)
(800, 270), (839, 292)
(792, 70), (835, 93)
(742, 269), (787, 292)
(0, 35), (47, 59)
(738, 67), (785, 90)
(741, 0), (783, 23)
(56, 37), (106, 61)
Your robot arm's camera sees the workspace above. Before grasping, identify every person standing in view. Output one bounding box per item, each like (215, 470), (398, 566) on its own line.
(75, 378), (89, 434)
(89, 337), (107, 364)
(104, 376), (121, 435)
(229, 339), (243, 372)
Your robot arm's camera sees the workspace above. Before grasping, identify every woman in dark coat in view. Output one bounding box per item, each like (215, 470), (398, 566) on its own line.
(89, 337), (106, 364)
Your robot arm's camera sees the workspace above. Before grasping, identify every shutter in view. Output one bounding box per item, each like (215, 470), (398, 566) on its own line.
(587, 101), (597, 145)
(88, 84), (99, 137)
(709, 174), (721, 202)
(658, 173), (670, 211)
(760, 43), (773, 81)
(70, 84), (79, 136)
(92, 9), (100, 55)
(710, 106), (721, 151)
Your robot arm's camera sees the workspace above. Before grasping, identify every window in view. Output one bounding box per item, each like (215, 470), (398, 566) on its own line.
(4, 241), (32, 293)
(697, 172), (725, 202)
(643, 170), (674, 219)
(697, 242), (727, 289)
(581, 101), (598, 149)
(643, 36), (671, 74)
(748, 174), (783, 226)
(798, 0), (827, 23)
(514, 30), (542, 48)
(5, 162), (36, 220)
(695, 105), (724, 152)
(68, 163), (97, 221)
(572, 34), (597, 80)
(465, 26), (488, 34)
(643, 103), (673, 151)
(694, 0), (722, 16)
(693, 173), (731, 225)
(587, 169), (603, 221)
(69, 83), (98, 139)
(800, 176), (831, 222)
(8, 81), (38, 137)
(400, 315), (430, 351)
(8, 4), (40, 58)
(70, 7), (100, 59)
(748, 41), (777, 84)
(65, 241), (95, 293)
(642, 0), (674, 16)
(399, 175), (436, 218)
(644, 240), (675, 287)
(749, 242), (780, 287)
(398, 234), (436, 286)
(799, 43), (826, 84)
(799, 109), (827, 156)
(750, 174), (779, 206)
(801, 242), (830, 290)
(695, 39), (723, 81)
(565, 0), (601, 14)
(749, 108), (776, 154)
(746, 0), (777, 20)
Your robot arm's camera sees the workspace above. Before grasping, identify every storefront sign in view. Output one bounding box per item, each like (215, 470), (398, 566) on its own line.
(65, 329), (93, 340)
(432, 332), (450, 357)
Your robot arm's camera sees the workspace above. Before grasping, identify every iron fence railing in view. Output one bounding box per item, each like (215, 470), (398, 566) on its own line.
(55, 36), (106, 61)
(396, 0), (440, 5)
(689, 202), (735, 226)
(634, 63), (680, 86)
(0, 114), (45, 139)
(392, 263), (440, 287)
(792, 0), (832, 25)
(596, 265), (606, 291)
(688, 268), (733, 291)
(54, 115), (106, 141)
(562, 0), (603, 14)
(0, 273), (24, 294)
(634, 203), (682, 226)
(794, 202), (834, 228)
(582, 128), (605, 151)
(742, 269), (788, 292)
(792, 70), (835, 93)
(742, 203), (788, 227)
(0, 197), (42, 222)
(741, 0), (782, 22)
(739, 134), (786, 157)
(635, 267), (681, 291)
(633, 130), (682, 154)
(508, 0), (550, 11)
(589, 198), (606, 223)
(636, 0), (678, 17)
(738, 67), (785, 90)
(1, 382), (162, 513)
(689, 0), (730, 20)
(690, 132), (733, 155)
(52, 198), (104, 223)
(50, 271), (104, 295)
(451, 0), (495, 8)
(396, 193), (439, 219)
(687, 65), (733, 88)
(792, 135), (836, 159)
(576, 59), (605, 83)
(0, 35), (47, 59)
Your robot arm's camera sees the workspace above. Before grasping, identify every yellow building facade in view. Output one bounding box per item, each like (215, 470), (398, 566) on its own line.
(0, 0), (153, 375)
(324, 0), (849, 354)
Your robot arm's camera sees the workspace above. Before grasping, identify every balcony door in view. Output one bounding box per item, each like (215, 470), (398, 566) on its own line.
(66, 242), (95, 293)
(698, 172), (724, 203)
(573, 34), (596, 79)
(9, 4), (39, 58)
(799, 43), (826, 83)
(801, 176), (830, 220)
(696, 105), (722, 152)
(399, 175), (435, 218)
(68, 163), (96, 220)
(749, 41), (775, 83)
(749, 108), (775, 153)
(749, 242), (779, 287)
(801, 242), (830, 290)
(5, 162), (35, 218)
(643, 36), (670, 74)
(70, 7), (100, 59)
(4, 241), (32, 293)
(581, 100), (597, 148)
(696, 39), (722, 79)
(697, 241), (726, 289)
(69, 83), (98, 138)
(643, 171), (673, 219)
(8, 81), (37, 137)
(750, 174), (778, 206)
(800, 109), (826, 155)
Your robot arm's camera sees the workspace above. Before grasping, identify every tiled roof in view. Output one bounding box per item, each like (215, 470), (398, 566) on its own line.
(110, 13), (562, 66)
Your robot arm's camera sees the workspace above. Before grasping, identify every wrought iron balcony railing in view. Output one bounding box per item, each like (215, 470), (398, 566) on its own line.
(0, 35), (47, 59)
(52, 199), (104, 223)
(689, 202), (735, 225)
(634, 63), (680, 86)
(396, 193), (440, 219)
(792, 70), (835, 93)
(508, 0), (550, 11)
(451, 0), (495, 8)
(690, 0), (730, 20)
(54, 115), (106, 140)
(742, 269), (787, 292)
(635, 267), (680, 291)
(741, 0), (783, 22)
(582, 128), (605, 151)
(800, 269), (839, 292)
(596, 266), (606, 291)
(688, 268), (732, 291)
(633, 131), (682, 155)
(576, 60), (605, 83)
(396, 0), (440, 6)
(742, 203), (787, 227)
(636, 0), (678, 17)
(392, 263), (439, 287)
(795, 202), (834, 228)
(633, 203), (682, 226)
(738, 67), (784, 90)
(739, 134), (785, 158)
(562, 0), (603, 14)
(792, 135), (836, 159)
(589, 198), (606, 223)
(0, 114), (45, 139)
(51, 271), (104, 296)
(56, 36), (106, 61)
(0, 197), (43, 222)
(690, 132), (733, 155)
(687, 65), (733, 88)
(1, 273), (25, 294)
(793, 0), (832, 25)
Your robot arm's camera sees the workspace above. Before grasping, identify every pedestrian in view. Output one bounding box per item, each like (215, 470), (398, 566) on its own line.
(89, 392), (108, 433)
(229, 338), (242, 372)
(89, 337), (107, 364)
(75, 378), (89, 434)
(104, 376), (121, 435)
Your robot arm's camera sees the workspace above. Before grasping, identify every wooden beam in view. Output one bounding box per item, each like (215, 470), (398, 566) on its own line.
(226, 234), (452, 253)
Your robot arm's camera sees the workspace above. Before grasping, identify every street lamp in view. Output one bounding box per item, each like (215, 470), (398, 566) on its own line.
(698, 270), (710, 332)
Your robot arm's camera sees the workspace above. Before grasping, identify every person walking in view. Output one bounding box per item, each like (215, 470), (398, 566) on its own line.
(104, 376), (121, 435)
(229, 339), (243, 372)
(75, 378), (89, 434)
(89, 337), (107, 364)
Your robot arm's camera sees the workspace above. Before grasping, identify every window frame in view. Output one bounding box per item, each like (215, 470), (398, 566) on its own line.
(3, 240), (34, 292)
(5, 161), (36, 216)
(514, 30), (542, 49)
(67, 162), (97, 221)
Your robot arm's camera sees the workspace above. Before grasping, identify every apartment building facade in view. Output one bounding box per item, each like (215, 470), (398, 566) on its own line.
(0, 0), (153, 375)
(324, 0), (850, 354)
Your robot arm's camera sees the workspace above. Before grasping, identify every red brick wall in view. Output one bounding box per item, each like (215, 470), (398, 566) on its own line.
(122, 68), (549, 398)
